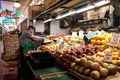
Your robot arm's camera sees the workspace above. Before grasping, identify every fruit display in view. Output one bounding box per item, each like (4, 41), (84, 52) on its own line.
(54, 45), (103, 69)
(24, 32), (120, 80)
(96, 47), (120, 66)
(70, 56), (118, 80)
(90, 33), (112, 48)
(47, 33), (66, 39)
(26, 50), (42, 56)
(40, 42), (60, 53)
(43, 38), (53, 43)
(64, 36), (83, 43)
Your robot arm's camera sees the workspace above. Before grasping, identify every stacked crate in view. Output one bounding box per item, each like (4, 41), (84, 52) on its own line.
(2, 60), (18, 80)
(2, 34), (19, 80)
(3, 34), (19, 61)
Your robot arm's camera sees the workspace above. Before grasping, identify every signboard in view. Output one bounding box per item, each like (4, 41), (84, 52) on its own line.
(0, 8), (20, 18)
(110, 33), (120, 47)
(45, 0), (61, 9)
(79, 30), (84, 39)
(3, 19), (16, 31)
(104, 52), (112, 62)
(72, 32), (77, 37)
(86, 31), (96, 40)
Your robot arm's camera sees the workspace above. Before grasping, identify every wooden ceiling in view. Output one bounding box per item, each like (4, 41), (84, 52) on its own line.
(48, 0), (83, 14)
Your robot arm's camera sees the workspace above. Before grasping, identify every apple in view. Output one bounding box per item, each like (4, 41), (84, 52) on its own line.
(84, 69), (91, 76)
(79, 66), (86, 74)
(99, 67), (109, 77)
(91, 62), (100, 70)
(90, 70), (100, 80)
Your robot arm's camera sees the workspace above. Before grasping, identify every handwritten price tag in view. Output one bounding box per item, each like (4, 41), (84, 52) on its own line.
(104, 52), (112, 62)
(86, 31), (96, 40)
(110, 33), (120, 47)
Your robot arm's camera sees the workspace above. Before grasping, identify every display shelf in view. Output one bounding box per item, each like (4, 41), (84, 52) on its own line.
(69, 69), (120, 80)
(35, 66), (63, 77)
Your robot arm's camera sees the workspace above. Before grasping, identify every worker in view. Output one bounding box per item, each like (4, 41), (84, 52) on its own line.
(20, 26), (43, 46)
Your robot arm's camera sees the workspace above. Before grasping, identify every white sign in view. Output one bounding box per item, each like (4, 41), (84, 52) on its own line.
(72, 32), (77, 37)
(104, 51), (112, 62)
(79, 30), (84, 39)
(110, 33), (120, 47)
(86, 31), (96, 40)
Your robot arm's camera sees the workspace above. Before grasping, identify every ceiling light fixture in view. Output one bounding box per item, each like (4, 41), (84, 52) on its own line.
(30, 0), (43, 6)
(43, 18), (53, 23)
(13, 2), (21, 8)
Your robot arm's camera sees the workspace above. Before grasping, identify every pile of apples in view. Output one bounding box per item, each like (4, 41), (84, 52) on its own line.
(47, 33), (66, 39)
(55, 45), (103, 59)
(54, 46), (103, 69)
(90, 33), (112, 48)
(70, 56), (117, 80)
(26, 50), (42, 56)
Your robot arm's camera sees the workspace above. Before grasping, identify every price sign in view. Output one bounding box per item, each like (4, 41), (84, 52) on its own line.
(104, 52), (112, 62)
(72, 32), (77, 37)
(59, 42), (64, 49)
(79, 30), (84, 39)
(86, 31), (96, 40)
(100, 30), (106, 35)
(110, 33), (120, 47)
(94, 30), (101, 35)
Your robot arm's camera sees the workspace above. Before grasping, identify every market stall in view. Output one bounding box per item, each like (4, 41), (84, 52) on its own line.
(21, 28), (120, 80)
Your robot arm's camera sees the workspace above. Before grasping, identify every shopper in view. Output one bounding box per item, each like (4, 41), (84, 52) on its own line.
(20, 26), (43, 46)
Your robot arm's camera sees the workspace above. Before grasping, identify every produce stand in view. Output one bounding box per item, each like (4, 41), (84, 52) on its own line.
(20, 32), (120, 80)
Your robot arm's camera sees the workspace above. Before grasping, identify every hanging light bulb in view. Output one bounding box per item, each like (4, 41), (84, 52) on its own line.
(13, 2), (21, 8)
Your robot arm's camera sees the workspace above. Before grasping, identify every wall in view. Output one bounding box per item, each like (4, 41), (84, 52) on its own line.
(34, 20), (44, 32)
(21, 19), (27, 33)
(50, 20), (70, 34)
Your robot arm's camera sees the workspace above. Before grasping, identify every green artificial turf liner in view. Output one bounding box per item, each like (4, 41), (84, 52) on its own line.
(34, 66), (63, 77)
(44, 74), (79, 80)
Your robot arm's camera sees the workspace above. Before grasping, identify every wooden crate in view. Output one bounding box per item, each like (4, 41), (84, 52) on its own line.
(2, 60), (18, 68)
(2, 52), (19, 61)
(3, 67), (18, 80)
